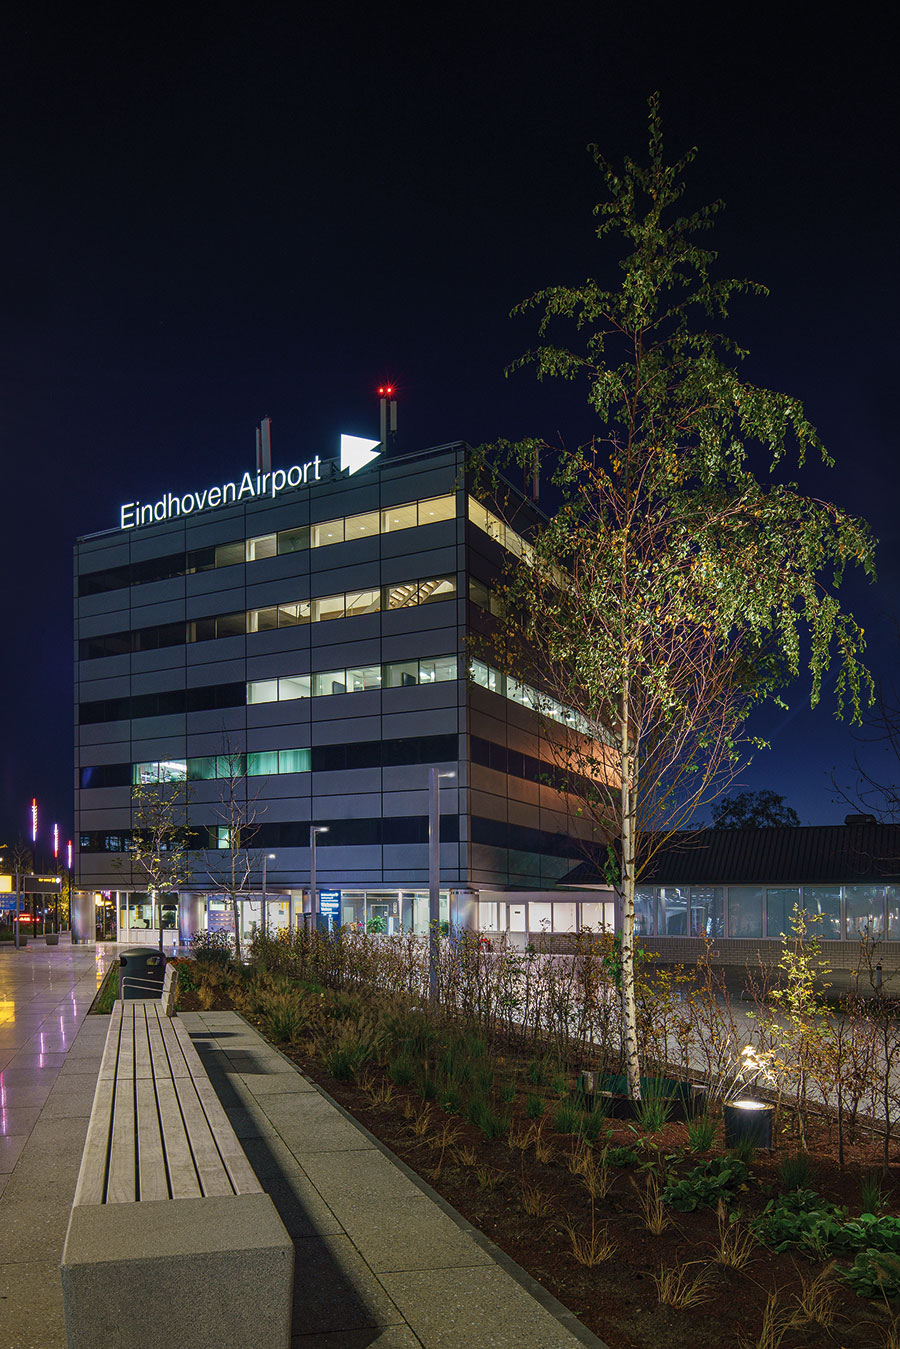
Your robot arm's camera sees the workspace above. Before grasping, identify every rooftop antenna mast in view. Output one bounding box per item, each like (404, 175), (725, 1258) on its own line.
(377, 385), (397, 454)
(255, 416), (272, 473)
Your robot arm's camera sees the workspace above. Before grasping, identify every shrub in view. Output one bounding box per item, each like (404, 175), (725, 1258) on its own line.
(686, 1112), (717, 1153)
(553, 1102), (582, 1135)
(259, 990), (308, 1043)
(752, 1189), (847, 1256)
(189, 929), (234, 965)
(389, 1055), (415, 1086)
(663, 1157), (749, 1213)
(841, 1249), (900, 1300)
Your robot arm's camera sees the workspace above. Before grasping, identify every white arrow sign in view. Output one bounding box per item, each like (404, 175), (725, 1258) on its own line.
(340, 434), (382, 476)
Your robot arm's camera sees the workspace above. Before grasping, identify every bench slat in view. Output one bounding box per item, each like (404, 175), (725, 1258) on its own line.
(170, 1073), (234, 1197)
(154, 1077), (202, 1199)
(136, 1076), (169, 1200)
(107, 1076), (137, 1204)
(134, 1003), (154, 1079)
(192, 1074), (263, 1195)
(98, 1001), (124, 1081)
(73, 1072), (116, 1206)
(158, 1013), (192, 1078)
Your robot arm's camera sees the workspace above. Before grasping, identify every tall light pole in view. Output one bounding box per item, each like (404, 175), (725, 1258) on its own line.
(429, 768), (456, 1003)
(261, 852), (276, 940)
(309, 826), (328, 929)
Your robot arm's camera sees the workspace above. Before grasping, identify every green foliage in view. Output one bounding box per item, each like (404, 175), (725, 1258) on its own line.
(635, 1082), (674, 1134)
(388, 1055), (415, 1086)
(663, 1156), (749, 1212)
(92, 961), (121, 1015)
(841, 1250), (900, 1300)
(525, 1093), (545, 1119)
(607, 1145), (640, 1168)
(860, 1168), (890, 1215)
(525, 1059), (545, 1085)
(498, 1081), (516, 1104)
(752, 1189), (848, 1256)
(685, 1113), (717, 1153)
(711, 790), (801, 828)
(190, 929), (234, 965)
(776, 1152), (816, 1191)
(258, 990), (308, 1043)
(174, 959), (198, 993)
(440, 1086), (464, 1115)
(467, 1095), (509, 1139)
(553, 1102), (582, 1135)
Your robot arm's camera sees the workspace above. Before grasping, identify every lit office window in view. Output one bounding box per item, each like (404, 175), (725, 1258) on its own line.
(346, 665), (382, 692)
(277, 525), (310, 554)
(386, 581), (420, 609)
(187, 757), (217, 780)
(279, 748), (311, 773)
(419, 576), (456, 604)
(248, 679), (279, 704)
(247, 750), (279, 776)
(278, 601), (310, 626)
(247, 606), (278, 632)
(418, 494), (456, 524)
(246, 534), (277, 561)
(158, 760), (187, 782)
(419, 656), (457, 683)
(382, 503), (418, 532)
(133, 763), (160, 784)
(344, 510), (379, 540)
(279, 674), (312, 700)
(345, 588), (380, 618)
(313, 593), (345, 622)
(384, 660), (420, 688)
(311, 518), (344, 547)
(313, 670), (346, 697)
(470, 660), (500, 693)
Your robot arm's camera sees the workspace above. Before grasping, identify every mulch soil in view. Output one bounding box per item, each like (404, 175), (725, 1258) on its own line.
(178, 985), (900, 1349)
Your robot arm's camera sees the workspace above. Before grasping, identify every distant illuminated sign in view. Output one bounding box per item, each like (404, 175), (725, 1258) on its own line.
(118, 434), (382, 531)
(0, 875), (12, 894)
(319, 890), (340, 931)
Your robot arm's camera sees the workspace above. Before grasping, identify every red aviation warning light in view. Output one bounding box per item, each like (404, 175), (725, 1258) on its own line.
(377, 382), (398, 451)
(377, 384), (395, 398)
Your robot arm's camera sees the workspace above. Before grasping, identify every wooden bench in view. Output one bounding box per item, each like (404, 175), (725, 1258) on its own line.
(61, 1000), (293, 1348)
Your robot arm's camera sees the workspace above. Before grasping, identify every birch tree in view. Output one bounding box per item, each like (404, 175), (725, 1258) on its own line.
(203, 746), (264, 963)
(131, 778), (193, 953)
(478, 96), (875, 1099)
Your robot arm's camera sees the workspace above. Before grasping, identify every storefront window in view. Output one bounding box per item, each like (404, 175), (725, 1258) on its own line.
(635, 888), (656, 936)
(766, 887), (802, 938)
(728, 886), (763, 938)
(845, 884), (885, 938)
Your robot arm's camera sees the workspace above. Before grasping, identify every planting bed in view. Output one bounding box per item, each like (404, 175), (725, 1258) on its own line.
(177, 971), (900, 1349)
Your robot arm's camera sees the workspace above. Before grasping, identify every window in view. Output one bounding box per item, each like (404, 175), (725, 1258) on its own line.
(247, 750), (278, 776)
(311, 517), (344, 547)
(344, 510), (379, 540)
(889, 887), (900, 939)
(133, 763), (159, 785)
(216, 753), (245, 778)
(279, 674), (311, 700)
(418, 494), (456, 524)
(419, 656), (457, 683)
(158, 760), (187, 782)
(384, 660), (419, 688)
(247, 679), (279, 704)
(345, 588), (380, 618)
(469, 577), (490, 609)
(312, 593), (344, 622)
(470, 659), (500, 693)
(277, 525), (309, 554)
(845, 884), (885, 938)
(278, 601), (310, 626)
(187, 756), (217, 780)
(346, 665), (381, 692)
(216, 612), (245, 638)
(385, 581), (419, 609)
(381, 503), (418, 533)
(215, 540), (244, 568)
(691, 886), (723, 938)
(419, 576), (456, 604)
(246, 534), (276, 561)
(766, 887), (802, 938)
(278, 748), (311, 773)
(659, 886), (691, 935)
(728, 886), (764, 938)
(799, 885), (841, 938)
(247, 606), (278, 632)
(312, 670), (346, 696)
(635, 889), (656, 936)
(187, 617), (216, 643)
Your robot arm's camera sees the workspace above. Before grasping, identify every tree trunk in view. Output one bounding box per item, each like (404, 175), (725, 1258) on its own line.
(619, 687), (642, 1101)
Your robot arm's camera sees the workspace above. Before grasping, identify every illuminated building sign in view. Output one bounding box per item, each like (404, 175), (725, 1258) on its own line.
(319, 890), (340, 931)
(118, 435), (381, 532)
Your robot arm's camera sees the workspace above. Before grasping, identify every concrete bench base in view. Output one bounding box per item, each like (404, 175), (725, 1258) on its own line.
(61, 1191), (293, 1349)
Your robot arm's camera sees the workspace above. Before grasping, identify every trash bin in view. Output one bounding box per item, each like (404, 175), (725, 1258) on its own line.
(119, 947), (167, 999)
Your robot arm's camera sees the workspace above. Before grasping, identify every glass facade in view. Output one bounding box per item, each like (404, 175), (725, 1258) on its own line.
(632, 882), (900, 940)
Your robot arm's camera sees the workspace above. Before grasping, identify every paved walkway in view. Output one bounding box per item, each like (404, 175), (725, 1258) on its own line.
(0, 944), (604, 1348)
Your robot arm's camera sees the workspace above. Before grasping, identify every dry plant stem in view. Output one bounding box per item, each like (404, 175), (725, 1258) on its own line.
(712, 1199), (756, 1269)
(520, 1182), (550, 1218)
(740, 1291), (793, 1349)
(790, 1262), (837, 1328)
(562, 1196), (617, 1267)
(652, 1261), (711, 1309)
(632, 1173), (668, 1235)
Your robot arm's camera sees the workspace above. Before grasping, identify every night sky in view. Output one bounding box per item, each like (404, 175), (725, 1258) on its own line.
(2, 5), (898, 853)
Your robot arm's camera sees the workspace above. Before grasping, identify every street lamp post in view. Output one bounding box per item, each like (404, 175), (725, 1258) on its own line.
(428, 768), (456, 1004)
(309, 826), (329, 929)
(261, 852), (276, 940)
